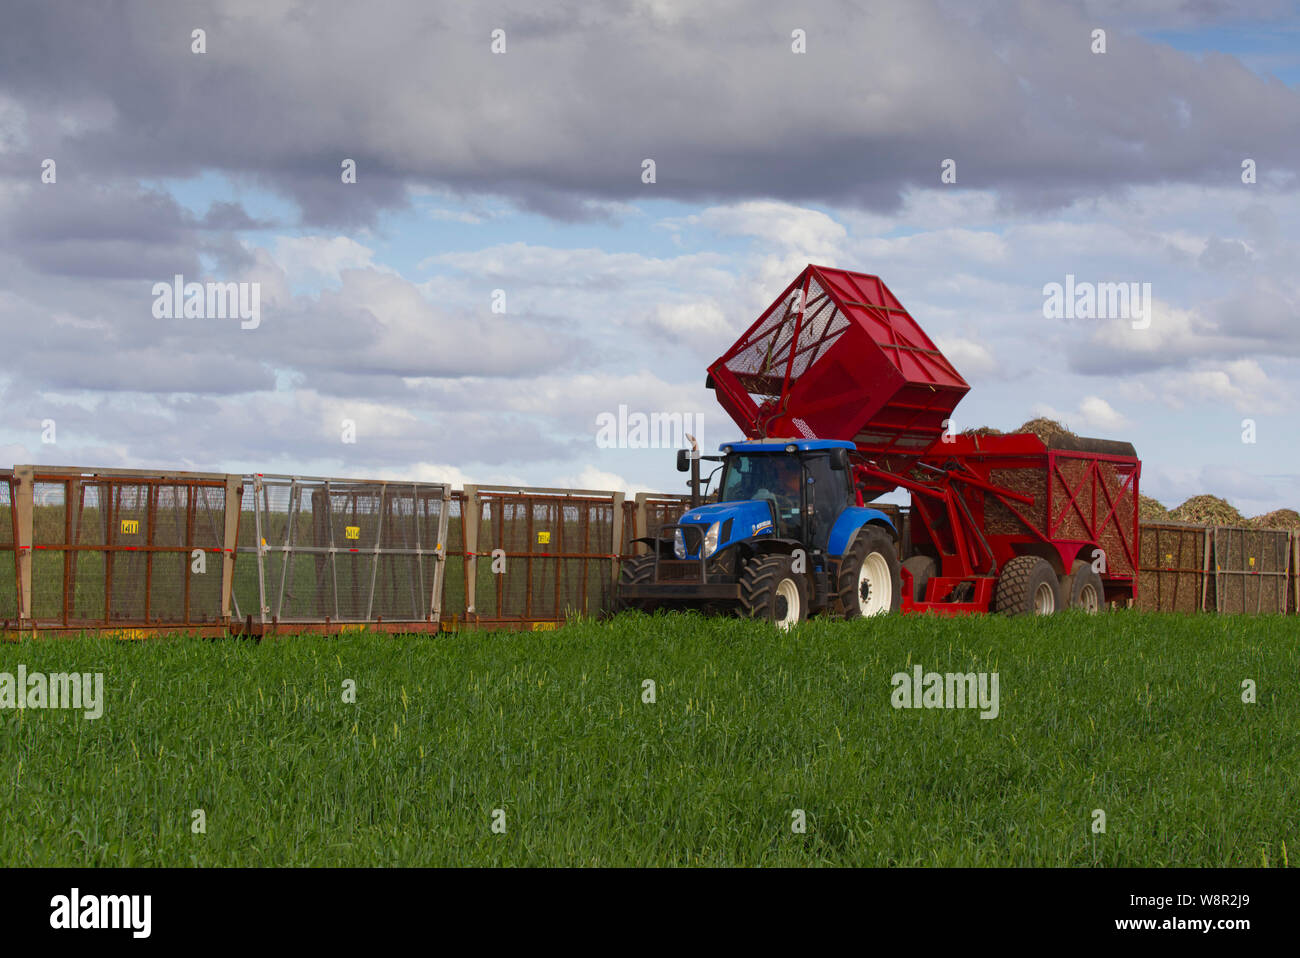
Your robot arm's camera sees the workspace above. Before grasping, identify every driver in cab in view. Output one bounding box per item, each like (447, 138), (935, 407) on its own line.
(752, 461), (804, 534)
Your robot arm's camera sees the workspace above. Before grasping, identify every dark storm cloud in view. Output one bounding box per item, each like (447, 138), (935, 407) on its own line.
(0, 181), (268, 278)
(0, 0), (1296, 232)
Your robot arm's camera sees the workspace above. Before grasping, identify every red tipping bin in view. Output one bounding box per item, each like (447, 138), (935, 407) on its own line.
(707, 264), (969, 455)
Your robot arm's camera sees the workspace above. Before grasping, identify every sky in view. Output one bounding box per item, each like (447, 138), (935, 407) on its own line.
(0, 0), (1298, 515)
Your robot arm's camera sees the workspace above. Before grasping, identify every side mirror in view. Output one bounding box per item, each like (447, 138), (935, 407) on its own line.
(829, 448), (850, 471)
(676, 449), (692, 472)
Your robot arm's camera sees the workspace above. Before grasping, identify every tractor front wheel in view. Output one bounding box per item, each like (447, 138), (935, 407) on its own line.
(740, 555), (808, 630)
(618, 554), (659, 612)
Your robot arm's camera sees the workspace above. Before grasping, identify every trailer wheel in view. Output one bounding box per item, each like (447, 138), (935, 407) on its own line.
(901, 555), (936, 604)
(617, 554), (659, 612)
(740, 555), (808, 630)
(994, 555), (1061, 615)
(835, 526), (902, 617)
(1061, 561), (1105, 613)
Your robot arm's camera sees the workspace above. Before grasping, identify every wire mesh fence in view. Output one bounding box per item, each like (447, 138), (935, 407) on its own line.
(461, 486), (625, 626)
(230, 475), (452, 627)
(0, 471), (16, 622)
(1212, 527), (1290, 614)
(1137, 522), (1211, 612)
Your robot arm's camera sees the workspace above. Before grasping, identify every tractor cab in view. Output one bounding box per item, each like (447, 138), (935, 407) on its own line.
(714, 440), (854, 548)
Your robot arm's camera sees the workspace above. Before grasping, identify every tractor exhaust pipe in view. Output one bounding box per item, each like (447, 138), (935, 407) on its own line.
(679, 434), (702, 507)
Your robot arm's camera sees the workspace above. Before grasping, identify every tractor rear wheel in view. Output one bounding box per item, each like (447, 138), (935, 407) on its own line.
(740, 555), (808, 630)
(1061, 561), (1105, 612)
(835, 526), (902, 617)
(618, 554), (659, 612)
(994, 555), (1061, 615)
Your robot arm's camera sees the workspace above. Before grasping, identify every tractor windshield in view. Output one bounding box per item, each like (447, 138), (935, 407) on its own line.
(719, 453), (805, 537)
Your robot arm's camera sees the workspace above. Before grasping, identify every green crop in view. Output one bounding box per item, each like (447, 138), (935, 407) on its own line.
(1, 610), (1296, 866)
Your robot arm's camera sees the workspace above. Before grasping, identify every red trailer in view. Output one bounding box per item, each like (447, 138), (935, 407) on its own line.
(707, 264), (1140, 614)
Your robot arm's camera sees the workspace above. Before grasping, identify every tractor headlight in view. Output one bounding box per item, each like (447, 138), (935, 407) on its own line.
(702, 521), (721, 558)
(673, 528), (687, 559)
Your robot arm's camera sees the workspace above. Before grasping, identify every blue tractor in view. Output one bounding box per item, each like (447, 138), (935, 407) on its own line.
(619, 439), (903, 628)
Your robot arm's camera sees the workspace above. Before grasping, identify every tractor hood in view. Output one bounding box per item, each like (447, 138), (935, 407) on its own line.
(675, 500), (775, 558)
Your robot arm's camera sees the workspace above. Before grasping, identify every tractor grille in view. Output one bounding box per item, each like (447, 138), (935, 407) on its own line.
(656, 560), (703, 583)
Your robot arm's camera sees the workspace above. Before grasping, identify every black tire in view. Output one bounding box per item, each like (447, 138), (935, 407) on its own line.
(740, 554), (808, 629)
(617, 554), (658, 612)
(835, 526), (902, 617)
(901, 555), (936, 604)
(1061, 560), (1105, 612)
(994, 555), (1061, 615)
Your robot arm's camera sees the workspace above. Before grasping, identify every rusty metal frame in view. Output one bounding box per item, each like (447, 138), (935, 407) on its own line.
(1136, 521), (1212, 613)
(461, 484), (625, 622)
(1212, 526), (1290, 615)
(13, 466), (233, 631)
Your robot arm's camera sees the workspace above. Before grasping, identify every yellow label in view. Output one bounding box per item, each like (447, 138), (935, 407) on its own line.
(1249, 556), (1255, 567)
(345, 526), (360, 540)
(1165, 553), (1172, 563)
(120, 519), (139, 535)
(104, 628), (149, 640)
(537, 531), (551, 545)
(532, 621), (558, 631)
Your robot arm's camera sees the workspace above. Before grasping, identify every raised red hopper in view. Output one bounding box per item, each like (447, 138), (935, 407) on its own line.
(707, 265), (969, 455)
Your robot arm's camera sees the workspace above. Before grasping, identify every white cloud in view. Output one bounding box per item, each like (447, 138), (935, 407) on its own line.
(1031, 395), (1130, 434)
(1157, 358), (1283, 414)
(935, 336), (997, 379)
(651, 300), (733, 342)
(551, 465), (636, 495)
(1076, 395), (1130, 431)
(687, 202), (848, 257)
(270, 236), (385, 285)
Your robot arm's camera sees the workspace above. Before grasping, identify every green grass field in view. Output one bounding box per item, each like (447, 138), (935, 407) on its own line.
(1, 611), (1297, 866)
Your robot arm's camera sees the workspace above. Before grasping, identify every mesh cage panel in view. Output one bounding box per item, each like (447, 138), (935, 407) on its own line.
(787, 278), (851, 380)
(234, 476), (451, 625)
(0, 473), (13, 620)
(471, 492), (620, 621)
(33, 482), (68, 546)
(439, 493), (465, 617)
(721, 278), (851, 409)
(25, 475), (227, 627)
(0, 471), (13, 548)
